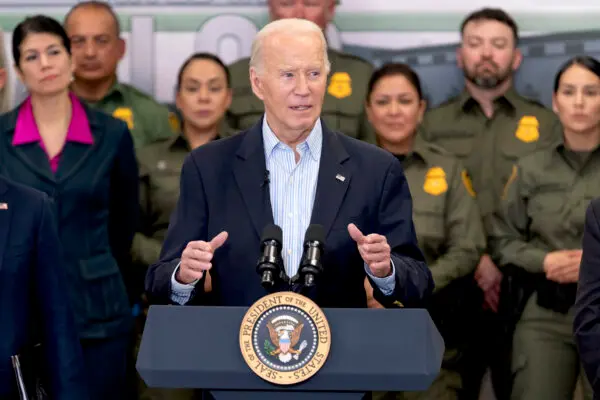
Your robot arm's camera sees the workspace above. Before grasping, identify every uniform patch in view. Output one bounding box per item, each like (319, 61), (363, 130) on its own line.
(113, 107), (134, 130)
(327, 72), (352, 99)
(515, 116), (539, 143)
(423, 167), (448, 196)
(168, 111), (181, 133)
(461, 170), (476, 197)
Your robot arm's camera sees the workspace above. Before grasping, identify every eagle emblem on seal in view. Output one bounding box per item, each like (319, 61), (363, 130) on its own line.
(265, 315), (308, 364)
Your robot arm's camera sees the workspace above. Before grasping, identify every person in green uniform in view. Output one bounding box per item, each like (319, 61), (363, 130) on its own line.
(64, 1), (176, 149)
(420, 8), (561, 399)
(227, 0), (375, 143)
(134, 52), (232, 400)
(364, 63), (486, 400)
(489, 56), (600, 400)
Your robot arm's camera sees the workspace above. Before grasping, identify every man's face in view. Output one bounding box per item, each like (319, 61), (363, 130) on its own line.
(268, 0), (335, 31)
(458, 19), (521, 89)
(65, 7), (124, 82)
(250, 31), (327, 142)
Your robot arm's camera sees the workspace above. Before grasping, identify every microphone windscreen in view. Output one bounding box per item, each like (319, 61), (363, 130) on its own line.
(304, 224), (325, 243)
(261, 224), (283, 244)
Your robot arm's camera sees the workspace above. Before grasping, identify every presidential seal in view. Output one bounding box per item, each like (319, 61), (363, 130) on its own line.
(239, 292), (331, 385)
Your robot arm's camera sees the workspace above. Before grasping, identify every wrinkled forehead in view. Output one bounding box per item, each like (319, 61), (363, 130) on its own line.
(262, 32), (325, 67)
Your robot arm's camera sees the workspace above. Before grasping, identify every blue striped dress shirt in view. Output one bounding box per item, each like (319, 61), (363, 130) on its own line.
(169, 116), (395, 304)
(262, 116), (321, 278)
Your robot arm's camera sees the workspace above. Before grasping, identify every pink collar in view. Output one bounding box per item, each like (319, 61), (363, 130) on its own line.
(12, 92), (94, 146)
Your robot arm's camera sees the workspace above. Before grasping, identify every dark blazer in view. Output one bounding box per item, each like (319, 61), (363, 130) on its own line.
(575, 197), (600, 396)
(146, 119), (433, 308)
(0, 100), (139, 340)
(0, 175), (88, 399)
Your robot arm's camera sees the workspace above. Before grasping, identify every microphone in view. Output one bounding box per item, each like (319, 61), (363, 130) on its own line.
(256, 224), (284, 289)
(261, 170), (270, 187)
(297, 224), (325, 288)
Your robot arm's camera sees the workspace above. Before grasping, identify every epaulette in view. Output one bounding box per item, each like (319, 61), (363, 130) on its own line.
(334, 50), (373, 68)
(434, 94), (462, 109)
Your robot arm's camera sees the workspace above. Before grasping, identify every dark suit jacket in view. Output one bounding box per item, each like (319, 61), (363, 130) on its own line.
(0, 100), (139, 340)
(146, 119), (433, 308)
(0, 175), (88, 399)
(575, 197), (600, 396)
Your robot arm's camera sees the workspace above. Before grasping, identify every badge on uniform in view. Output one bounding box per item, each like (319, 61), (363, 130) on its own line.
(515, 116), (539, 143)
(461, 170), (476, 197)
(168, 112), (180, 133)
(423, 167), (448, 196)
(327, 72), (352, 99)
(113, 107), (134, 130)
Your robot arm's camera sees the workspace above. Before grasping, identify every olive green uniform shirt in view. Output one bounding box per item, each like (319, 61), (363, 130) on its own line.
(489, 132), (600, 273)
(133, 129), (227, 268)
(84, 81), (176, 149)
(401, 136), (486, 291)
(421, 88), (560, 232)
(227, 49), (376, 143)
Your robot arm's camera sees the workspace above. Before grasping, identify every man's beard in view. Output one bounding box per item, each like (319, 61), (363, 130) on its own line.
(463, 60), (512, 90)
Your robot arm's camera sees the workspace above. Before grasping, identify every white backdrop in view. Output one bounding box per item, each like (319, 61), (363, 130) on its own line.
(0, 0), (599, 105)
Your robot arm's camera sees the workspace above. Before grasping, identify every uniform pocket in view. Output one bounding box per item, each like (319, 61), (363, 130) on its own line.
(79, 252), (130, 322)
(430, 135), (474, 159)
(413, 210), (445, 261)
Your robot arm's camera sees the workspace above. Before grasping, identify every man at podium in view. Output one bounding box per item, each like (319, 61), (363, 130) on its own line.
(145, 18), (433, 309)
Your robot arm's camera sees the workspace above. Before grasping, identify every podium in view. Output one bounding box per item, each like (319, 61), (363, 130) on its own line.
(137, 305), (444, 399)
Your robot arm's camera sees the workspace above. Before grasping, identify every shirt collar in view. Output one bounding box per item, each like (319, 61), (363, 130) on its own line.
(458, 87), (518, 114)
(262, 115), (323, 162)
(12, 92), (94, 146)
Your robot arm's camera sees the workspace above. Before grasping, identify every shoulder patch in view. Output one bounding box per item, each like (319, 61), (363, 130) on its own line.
(515, 116), (540, 143)
(423, 166), (448, 196)
(113, 107), (134, 129)
(502, 165), (518, 200)
(168, 112), (180, 133)
(461, 170), (476, 197)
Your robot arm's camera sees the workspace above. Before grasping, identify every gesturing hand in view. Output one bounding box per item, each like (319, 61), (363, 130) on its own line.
(176, 231), (228, 284)
(348, 223), (392, 278)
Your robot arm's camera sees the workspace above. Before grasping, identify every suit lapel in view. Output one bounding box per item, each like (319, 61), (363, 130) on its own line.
(0, 178), (12, 273)
(55, 141), (95, 182)
(12, 144), (56, 184)
(56, 104), (98, 183)
(310, 125), (351, 237)
(233, 120), (274, 239)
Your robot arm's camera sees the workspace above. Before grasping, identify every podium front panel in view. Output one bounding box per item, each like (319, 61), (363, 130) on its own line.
(137, 306), (443, 392)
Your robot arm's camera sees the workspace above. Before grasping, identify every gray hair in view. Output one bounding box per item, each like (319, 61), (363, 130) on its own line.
(249, 18), (331, 76)
(0, 28), (11, 113)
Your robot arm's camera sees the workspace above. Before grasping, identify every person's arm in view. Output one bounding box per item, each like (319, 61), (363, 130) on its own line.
(488, 165), (546, 273)
(430, 165), (486, 292)
(145, 154), (208, 305)
(108, 126), (140, 303)
(574, 199), (600, 394)
(369, 158), (434, 307)
(35, 194), (89, 399)
(131, 162), (164, 269)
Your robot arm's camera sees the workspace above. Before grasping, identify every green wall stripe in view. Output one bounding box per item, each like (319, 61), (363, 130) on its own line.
(0, 11), (597, 33)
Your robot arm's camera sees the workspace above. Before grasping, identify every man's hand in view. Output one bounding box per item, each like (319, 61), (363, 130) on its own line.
(475, 254), (502, 312)
(348, 223), (392, 278)
(544, 249), (582, 284)
(176, 231), (228, 284)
